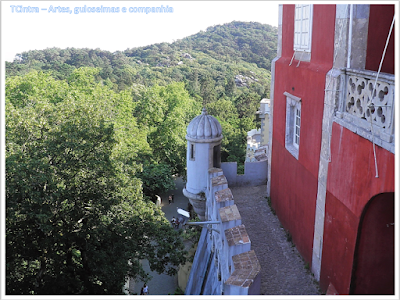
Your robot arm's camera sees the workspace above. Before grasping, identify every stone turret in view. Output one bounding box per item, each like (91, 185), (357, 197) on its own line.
(183, 109), (261, 295)
(183, 108), (222, 220)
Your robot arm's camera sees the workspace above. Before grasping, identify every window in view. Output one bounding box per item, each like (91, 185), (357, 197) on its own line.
(213, 144), (221, 168)
(284, 92), (302, 159)
(294, 4), (313, 52)
(292, 4), (313, 63)
(190, 143), (195, 161)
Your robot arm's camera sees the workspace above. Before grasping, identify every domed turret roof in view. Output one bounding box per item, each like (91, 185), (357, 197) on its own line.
(186, 108), (223, 143)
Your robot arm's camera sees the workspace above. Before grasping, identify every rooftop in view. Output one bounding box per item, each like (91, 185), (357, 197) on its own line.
(186, 108), (222, 142)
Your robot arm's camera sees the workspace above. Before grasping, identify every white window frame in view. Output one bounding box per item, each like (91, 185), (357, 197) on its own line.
(293, 4), (313, 62)
(284, 92), (302, 159)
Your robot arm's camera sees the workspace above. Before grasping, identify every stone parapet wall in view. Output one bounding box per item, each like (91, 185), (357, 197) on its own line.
(185, 168), (261, 295)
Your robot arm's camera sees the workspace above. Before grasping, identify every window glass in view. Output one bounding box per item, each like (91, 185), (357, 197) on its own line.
(294, 4), (313, 51)
(284, 92), (302, 159)
(294, 108), (301, 148)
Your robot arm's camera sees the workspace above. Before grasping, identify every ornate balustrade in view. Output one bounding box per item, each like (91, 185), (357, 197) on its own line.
(335, 68), (395, 153)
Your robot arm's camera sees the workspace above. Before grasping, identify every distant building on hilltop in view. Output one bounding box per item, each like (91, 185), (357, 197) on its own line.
(258, 98), (270, 146)
(246, 98), (270, 163)
(245, 129), (261, 162)
(267, 4), (395, 295)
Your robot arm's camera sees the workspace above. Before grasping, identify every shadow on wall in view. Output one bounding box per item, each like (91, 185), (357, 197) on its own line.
(221, 160), (268, 187)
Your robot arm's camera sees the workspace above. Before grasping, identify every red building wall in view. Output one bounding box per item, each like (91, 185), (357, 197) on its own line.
(351, 193), (394, 295)
(271, 4), (395, 294)
(320, 191), (358, 294)
(320, 123), (395, 294)
(270, 5), (336, 263)
(365, 5), (395, 74)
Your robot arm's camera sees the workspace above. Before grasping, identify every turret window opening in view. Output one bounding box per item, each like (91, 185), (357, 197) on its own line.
(213, 144), (221, 168)
(190, 143), (195, 161)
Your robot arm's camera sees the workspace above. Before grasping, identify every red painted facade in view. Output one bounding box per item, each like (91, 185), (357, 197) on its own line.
(351, 193), (394, 294)
(270, 4), (395, 295)
(321, 123), (394, 293)
(365, 5), (395, 74)
(270, 4), (336, 264)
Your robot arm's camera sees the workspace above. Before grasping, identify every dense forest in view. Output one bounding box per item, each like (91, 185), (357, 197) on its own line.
(5, 21), (277, 294)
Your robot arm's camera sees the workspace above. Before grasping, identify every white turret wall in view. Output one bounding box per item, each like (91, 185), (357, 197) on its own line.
(186, 142), (211, 194)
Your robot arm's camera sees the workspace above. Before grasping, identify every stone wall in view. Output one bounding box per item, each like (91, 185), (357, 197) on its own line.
(221, 160), (268, 187)
(185, 168), (261, 295)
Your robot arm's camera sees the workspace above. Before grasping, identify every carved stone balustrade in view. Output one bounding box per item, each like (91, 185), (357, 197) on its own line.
(335, 68), (395, 153)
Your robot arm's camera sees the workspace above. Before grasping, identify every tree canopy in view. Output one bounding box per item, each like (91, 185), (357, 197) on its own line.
(5, 21), (278, 294)
(6, 69), (186, 294)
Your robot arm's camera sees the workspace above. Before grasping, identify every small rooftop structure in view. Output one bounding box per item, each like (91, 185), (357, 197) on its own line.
(186, 108), (223, 142)
(257, 98), (271, 115)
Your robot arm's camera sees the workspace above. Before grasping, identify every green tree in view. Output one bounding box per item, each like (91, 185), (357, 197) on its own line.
(206, 98), (245, 163)
(225, 76), (236, 98)
(6, 69), (186, 295)
(234, 92), (261, 120)
(200, 75), (216, 106)
(138, 163), (175, 199)
(134, 82), (200, 176)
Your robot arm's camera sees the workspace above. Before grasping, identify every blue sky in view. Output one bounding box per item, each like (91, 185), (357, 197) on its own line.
(1, 1), (279, 62)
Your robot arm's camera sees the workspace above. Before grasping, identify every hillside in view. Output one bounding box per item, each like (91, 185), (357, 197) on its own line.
(6, 21), (277, 95)
(175, 21), (277, 70)
(125, 21), (277, 70)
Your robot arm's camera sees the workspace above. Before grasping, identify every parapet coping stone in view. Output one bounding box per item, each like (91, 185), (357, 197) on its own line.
(219, 204), (241, 222)
(209, 167), (223, 174)
(225, 250), (261, 288)
(212, 174), (228, 186)
(215, 188), (233, 203)
(225, 224), (250, 247)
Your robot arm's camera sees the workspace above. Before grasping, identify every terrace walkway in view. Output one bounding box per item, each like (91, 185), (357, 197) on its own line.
(230, 184), (321, 295)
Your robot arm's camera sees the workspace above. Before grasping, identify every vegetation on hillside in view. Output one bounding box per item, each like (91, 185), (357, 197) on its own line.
(6, 21), (276, 95)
